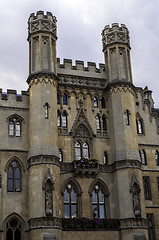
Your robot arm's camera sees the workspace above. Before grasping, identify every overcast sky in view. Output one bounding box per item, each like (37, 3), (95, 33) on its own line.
(0, 0), (159, 107)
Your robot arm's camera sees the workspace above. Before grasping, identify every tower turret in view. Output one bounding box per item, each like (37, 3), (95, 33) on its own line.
(27, 12), (61, 239)
(102, 23), (132, 83)
(28, 11), (57, 75)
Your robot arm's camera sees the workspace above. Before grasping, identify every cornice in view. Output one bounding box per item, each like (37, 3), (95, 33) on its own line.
(27, 72), (59, 86)
(106, 81), (136, 96)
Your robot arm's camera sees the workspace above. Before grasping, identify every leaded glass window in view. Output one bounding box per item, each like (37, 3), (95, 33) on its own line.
(9, 118), (21, 137)
(64, 184), (77, 218)
(62, 113), (67, 128)
(6, 217), (21, 240)
(96, 116), (101, 130)
(92, 185), (105, 218)
(7, 161), (21, 192)
(83, 142), (89, 159)
(75, 142), (82, 160)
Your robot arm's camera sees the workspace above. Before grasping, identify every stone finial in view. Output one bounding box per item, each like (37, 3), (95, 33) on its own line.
(28, 11), (57, 39)
(101, 23), (130, 51)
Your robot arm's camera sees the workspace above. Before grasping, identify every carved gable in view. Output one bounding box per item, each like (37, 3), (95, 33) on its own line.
(70, 108), (94, 139)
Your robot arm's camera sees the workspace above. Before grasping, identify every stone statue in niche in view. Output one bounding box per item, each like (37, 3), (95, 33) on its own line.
(131, 183), (141, 217)
(45, 180), (53, 216)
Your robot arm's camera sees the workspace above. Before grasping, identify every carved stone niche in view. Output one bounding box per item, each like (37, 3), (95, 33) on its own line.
(42, 169), (54, 216)
(130, 175), (141, 217)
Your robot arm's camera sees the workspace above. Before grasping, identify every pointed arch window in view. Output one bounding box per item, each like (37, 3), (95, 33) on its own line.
(6, 217), (21, 240)
(101, 97), (106, 108)
(94, 97), (98, 108)
(155, 150), (159, 166)
(83, 142), (89, 159)
(62, 112), (67, 128)
(75, 142), (82, 160)
(64, 183), (77, 218)
(96, 116), (101, 130)
(57, 111), (61, 127)
(63, 93), (67, 105)
(136, 119), (143, 134)
(140, 150), (147, 165)
(7, 161), (21, 192)
(102, 115), (107, 131)
(92, 185), (105, 218)
(143, 176), (151, 200)
(9, 118), (21, 137)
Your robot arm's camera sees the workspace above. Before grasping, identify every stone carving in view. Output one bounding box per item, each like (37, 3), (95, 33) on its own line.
(75, 124), (90, 138)
(45, 183), (53, 216)
(42, 169), (54, 216)
(130, 175), (141, 217)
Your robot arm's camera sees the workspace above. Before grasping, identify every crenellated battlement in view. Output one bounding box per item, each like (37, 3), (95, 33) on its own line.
(57, 58), (106, 78)
(101, 23), (130, 51)
(0, 89), (29, 105)
(28, 11), (57, 38)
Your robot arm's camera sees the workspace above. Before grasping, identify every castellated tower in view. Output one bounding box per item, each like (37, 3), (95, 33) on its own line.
(102, 23), (132, 82)
(102, 24), (148, 239)
(27, 11), (62, 240)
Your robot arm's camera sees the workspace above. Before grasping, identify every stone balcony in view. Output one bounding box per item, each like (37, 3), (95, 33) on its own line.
(73, 159), (99, 178)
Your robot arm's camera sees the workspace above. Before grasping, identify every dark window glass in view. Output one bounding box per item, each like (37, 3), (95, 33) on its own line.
(101, 97), (106, 108)
(102, 115), (107, 131)
(147, 214), (155, 240)
(57, 93), (60, 104)
(63, 93), (67, 105)
(155, 151), (159, 166)
(126, 110), (130, 125)
(6, 217), (21, 240)
(143, 177), (151, 200)
(104, 151), (108, 164)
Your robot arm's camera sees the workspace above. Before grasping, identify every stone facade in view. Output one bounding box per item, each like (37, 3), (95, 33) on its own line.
(0, 11), (159, 240)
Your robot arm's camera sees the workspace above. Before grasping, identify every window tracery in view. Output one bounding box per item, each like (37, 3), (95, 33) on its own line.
(7, 161), (21, 192)
(6, 217), (21, 240)
(64, 183), (77, 218)
(9, 118), (21, 137)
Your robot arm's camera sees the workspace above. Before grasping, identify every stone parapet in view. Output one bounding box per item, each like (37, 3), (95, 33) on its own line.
(102, 23), (130, 51)
(28, 11), (57, 38)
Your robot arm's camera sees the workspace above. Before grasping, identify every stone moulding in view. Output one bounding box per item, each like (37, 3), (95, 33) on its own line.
(27, 217), (62, 230)
(57, 74), (107, 89)
(27, 155), (60, 169)
(60, 160), (141, 175)
(120, 218), (148, 230)
(27, 72), (59, 86)
(73, 159), (99, 178)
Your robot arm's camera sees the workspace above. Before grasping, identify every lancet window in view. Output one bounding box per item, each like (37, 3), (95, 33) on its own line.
(7, 161), (21, 192)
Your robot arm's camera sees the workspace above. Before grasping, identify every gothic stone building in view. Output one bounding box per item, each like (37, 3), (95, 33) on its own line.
(0, 11), (159, 240)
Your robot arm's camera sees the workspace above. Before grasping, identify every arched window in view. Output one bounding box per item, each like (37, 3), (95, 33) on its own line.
(155, 150), (159, 166)
(96, 116), (101, 130)
(92, 185), (105, 218)
(140, 150), (147, 165)
(64, 183), (77, 218)
(75, 142), (82, 160)
(143, 176), (151, 200)
(57, 93), (60, 104)
(6, 217), (21, 240)
(94, 97), (98, 108)
(7, 161), (21, 192)
(104, 151), (108, 164)
(57, 111), (61, 127)
(136, 119), (143, 134)
(102, 115), (107, 131)
(62, 112), (67, 128)
(83, 142), (89, 159)
(63, 93), (67, 105)
(126, 109), (130, 126)
(59, 149), (63, 162)
(101, 97), (106, 108)
(9, 118), (21, 137)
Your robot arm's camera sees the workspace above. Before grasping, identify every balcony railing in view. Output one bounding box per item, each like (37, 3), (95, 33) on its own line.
(73, 158), (99, 177)
(62, 218), (120, 231)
